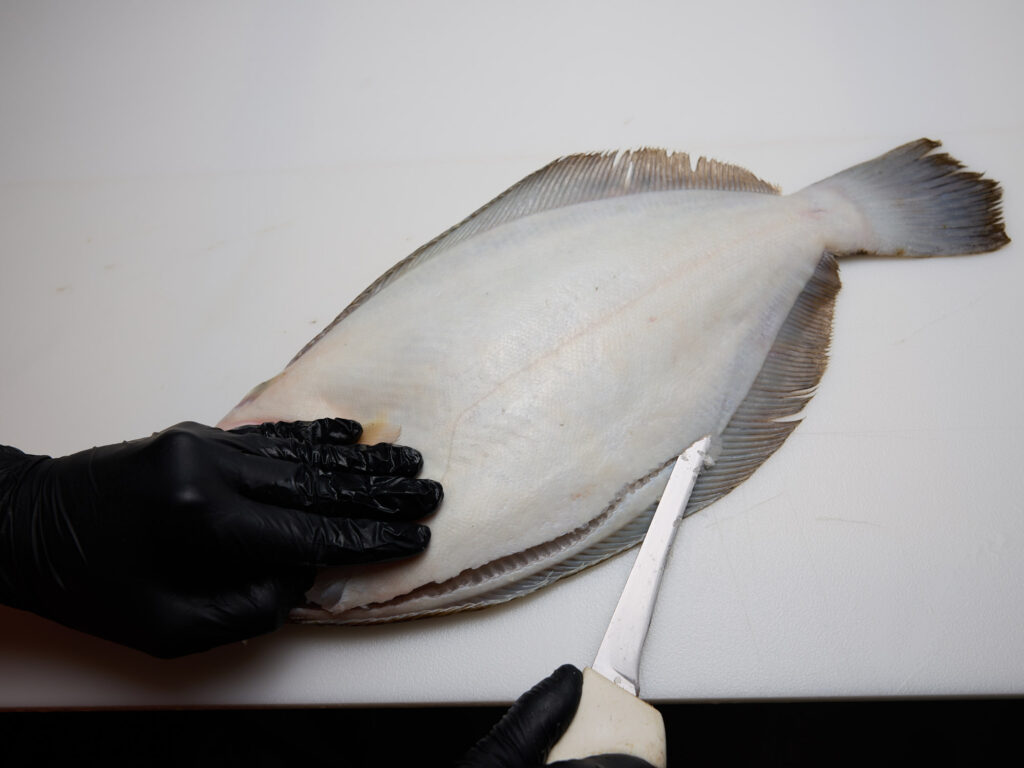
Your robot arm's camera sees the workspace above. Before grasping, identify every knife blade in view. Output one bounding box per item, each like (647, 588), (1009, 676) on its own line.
(546, 435), (711, 767)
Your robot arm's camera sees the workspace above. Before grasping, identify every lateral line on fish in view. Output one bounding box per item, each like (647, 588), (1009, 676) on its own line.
(439, 225), (755, 474)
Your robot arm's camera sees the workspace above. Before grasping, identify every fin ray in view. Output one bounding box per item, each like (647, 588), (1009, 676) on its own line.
(686, 251), (840, 512)
(288, 150), (780, 365)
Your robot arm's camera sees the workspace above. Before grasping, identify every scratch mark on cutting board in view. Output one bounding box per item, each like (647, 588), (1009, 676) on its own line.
(894, 294), (985, 345)
(815, 516), (885, 528)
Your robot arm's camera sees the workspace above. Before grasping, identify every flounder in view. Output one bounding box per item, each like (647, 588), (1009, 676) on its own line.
(218, 139), (1008, 623)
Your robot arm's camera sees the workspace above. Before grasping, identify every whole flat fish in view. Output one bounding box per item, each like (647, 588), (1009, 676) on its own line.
(218, 139), (1008, 623)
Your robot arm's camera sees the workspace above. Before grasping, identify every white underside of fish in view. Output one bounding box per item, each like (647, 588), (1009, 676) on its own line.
(218, 141), (1007, 623)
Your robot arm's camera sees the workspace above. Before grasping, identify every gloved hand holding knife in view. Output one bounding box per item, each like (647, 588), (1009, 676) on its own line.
(461, 436), (712, 767)
(458, 664), (653, 768)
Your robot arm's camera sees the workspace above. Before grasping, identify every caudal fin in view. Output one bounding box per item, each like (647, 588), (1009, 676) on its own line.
(805, 138), (1009, 258)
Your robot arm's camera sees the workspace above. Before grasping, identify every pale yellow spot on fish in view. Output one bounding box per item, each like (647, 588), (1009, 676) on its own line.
(359, 421), (402, 445)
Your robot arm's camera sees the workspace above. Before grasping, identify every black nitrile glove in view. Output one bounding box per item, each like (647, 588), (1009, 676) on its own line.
(0, 419), (442, 658)
(459, 665), (656, 768)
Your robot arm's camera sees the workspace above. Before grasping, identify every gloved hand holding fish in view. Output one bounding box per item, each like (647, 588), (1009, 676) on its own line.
(0, 419), (441, 657)
(218, 138), (1008, 624)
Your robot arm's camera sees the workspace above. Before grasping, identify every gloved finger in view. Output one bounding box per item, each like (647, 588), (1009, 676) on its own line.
(277, 441), (425, 477)
(458, 664), (583, 768)
(228, 427), (426, 477)
(304, 515), (431, 566)
(228, 417), (363, 444)
(212, 501), (431, 566)
(315, 472), (444, 518)
(287, 516), (431, 566)
(236, 455), (443, 519)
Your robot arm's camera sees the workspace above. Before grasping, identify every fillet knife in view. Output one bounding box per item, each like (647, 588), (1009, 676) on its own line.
(546, 434), (711, 767)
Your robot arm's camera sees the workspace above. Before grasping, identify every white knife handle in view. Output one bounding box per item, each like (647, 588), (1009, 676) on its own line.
(546, 667), (666, 767)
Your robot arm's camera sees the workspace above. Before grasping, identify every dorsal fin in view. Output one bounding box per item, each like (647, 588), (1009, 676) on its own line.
(288, 149), (780, 365)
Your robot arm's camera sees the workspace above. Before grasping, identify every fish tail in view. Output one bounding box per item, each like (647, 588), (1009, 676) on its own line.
(802, 138), (1009, 258)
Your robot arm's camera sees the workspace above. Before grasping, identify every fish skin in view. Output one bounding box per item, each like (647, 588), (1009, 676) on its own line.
(218, 140), (1008, 623)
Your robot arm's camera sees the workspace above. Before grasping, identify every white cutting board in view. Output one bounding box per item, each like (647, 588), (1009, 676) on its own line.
(1, 1), (1022, 707)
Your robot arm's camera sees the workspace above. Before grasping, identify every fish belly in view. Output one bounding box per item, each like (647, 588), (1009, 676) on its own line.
(221, 190), (829, 616)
